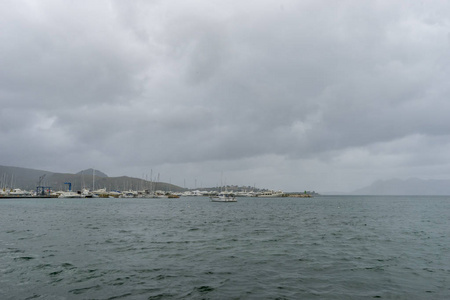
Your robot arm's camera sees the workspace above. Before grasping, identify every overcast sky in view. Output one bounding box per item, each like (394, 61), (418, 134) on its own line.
(1, 1), (450, 192)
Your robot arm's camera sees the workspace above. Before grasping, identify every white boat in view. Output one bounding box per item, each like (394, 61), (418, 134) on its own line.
(120, 190), (136, 198)
(9, 188), (32, 197)
(58, 182), (82, 198)
(235, 191), (256, 197)
(81, 188), (97, 198)
(58, 191), (82, 198)
(92, 188), (108, 198)
(210, 192), (237, 202)
(256, 190), (284, 197)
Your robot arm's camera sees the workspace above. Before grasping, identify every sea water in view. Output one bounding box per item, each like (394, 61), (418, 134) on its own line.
(0, 196), (449, 299)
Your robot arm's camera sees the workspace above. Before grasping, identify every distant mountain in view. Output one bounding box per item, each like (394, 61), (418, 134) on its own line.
(0, 165), (185, 192)
(0, 165), (54, 189)
(76, 168), (108, 178)
(352, 178), (450, 195)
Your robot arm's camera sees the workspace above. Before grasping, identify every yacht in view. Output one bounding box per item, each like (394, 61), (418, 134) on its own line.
(5, 188), (32, 197)
(58, 191), (82, 198)
(210, 192), (237, 202)
(256, 190), (284, 197)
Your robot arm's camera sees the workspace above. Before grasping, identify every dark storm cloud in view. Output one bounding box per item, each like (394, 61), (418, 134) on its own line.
(1, 0), (450, 192)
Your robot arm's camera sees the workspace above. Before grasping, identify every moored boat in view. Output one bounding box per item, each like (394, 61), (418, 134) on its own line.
(8, 188), (33, 197)
(58, 191), (83, 198)
(255, 190), (284, 197)
(210, 192), (237, 202)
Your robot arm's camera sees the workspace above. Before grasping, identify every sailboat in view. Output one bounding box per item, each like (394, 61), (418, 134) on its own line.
(209, 173), (236, 202)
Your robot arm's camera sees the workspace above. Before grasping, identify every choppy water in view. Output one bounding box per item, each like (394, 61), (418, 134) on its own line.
(1, 196), (449, 299)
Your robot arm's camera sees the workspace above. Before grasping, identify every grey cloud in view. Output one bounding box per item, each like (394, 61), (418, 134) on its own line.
(2, 1), (450, 192)
(1, 1), (151, 110)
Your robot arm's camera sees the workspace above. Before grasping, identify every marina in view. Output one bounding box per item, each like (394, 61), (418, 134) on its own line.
(1, 186), (314, 199)
(0, 189), (290, 199)
(1, 175), (313, 199)
(0, 166), (315, 199)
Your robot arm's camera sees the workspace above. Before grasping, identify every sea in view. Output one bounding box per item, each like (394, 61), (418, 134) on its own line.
(0, 196), (449, 299)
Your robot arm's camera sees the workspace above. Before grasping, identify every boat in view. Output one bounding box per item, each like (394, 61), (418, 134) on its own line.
(81, 188), (97, 198)
(0, 188), (34, 198)
(210, 192), (237, 202)
(120, 190), (136, 198)
(58, 182), (82, 198)
(255, 190), (284, 197)
(58, 191), (82, 198)
(8, 188), (33, 197)
(92, 188), (109, 198)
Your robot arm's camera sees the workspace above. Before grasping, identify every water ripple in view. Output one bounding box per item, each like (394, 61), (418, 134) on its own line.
(1, 196), (450, 299)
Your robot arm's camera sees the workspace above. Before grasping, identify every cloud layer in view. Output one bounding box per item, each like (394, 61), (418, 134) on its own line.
(2, 1), (450, 192)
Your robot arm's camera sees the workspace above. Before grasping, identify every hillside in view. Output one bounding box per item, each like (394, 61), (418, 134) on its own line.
(0, 165), (54, 190)
(0, 165), (185, 192)
(76, 168), (108, 178)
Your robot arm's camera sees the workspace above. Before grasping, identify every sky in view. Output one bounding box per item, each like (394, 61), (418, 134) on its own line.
(1, 1), (450, 193)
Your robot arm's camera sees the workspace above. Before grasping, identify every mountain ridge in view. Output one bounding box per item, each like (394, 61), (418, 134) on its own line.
(0, 165), (184, 192)
(76, 168), (108, 178)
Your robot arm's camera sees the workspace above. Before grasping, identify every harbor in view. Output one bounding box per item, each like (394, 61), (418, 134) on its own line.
(0, 166), (315, 199)
(0, 186), (314, 199)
